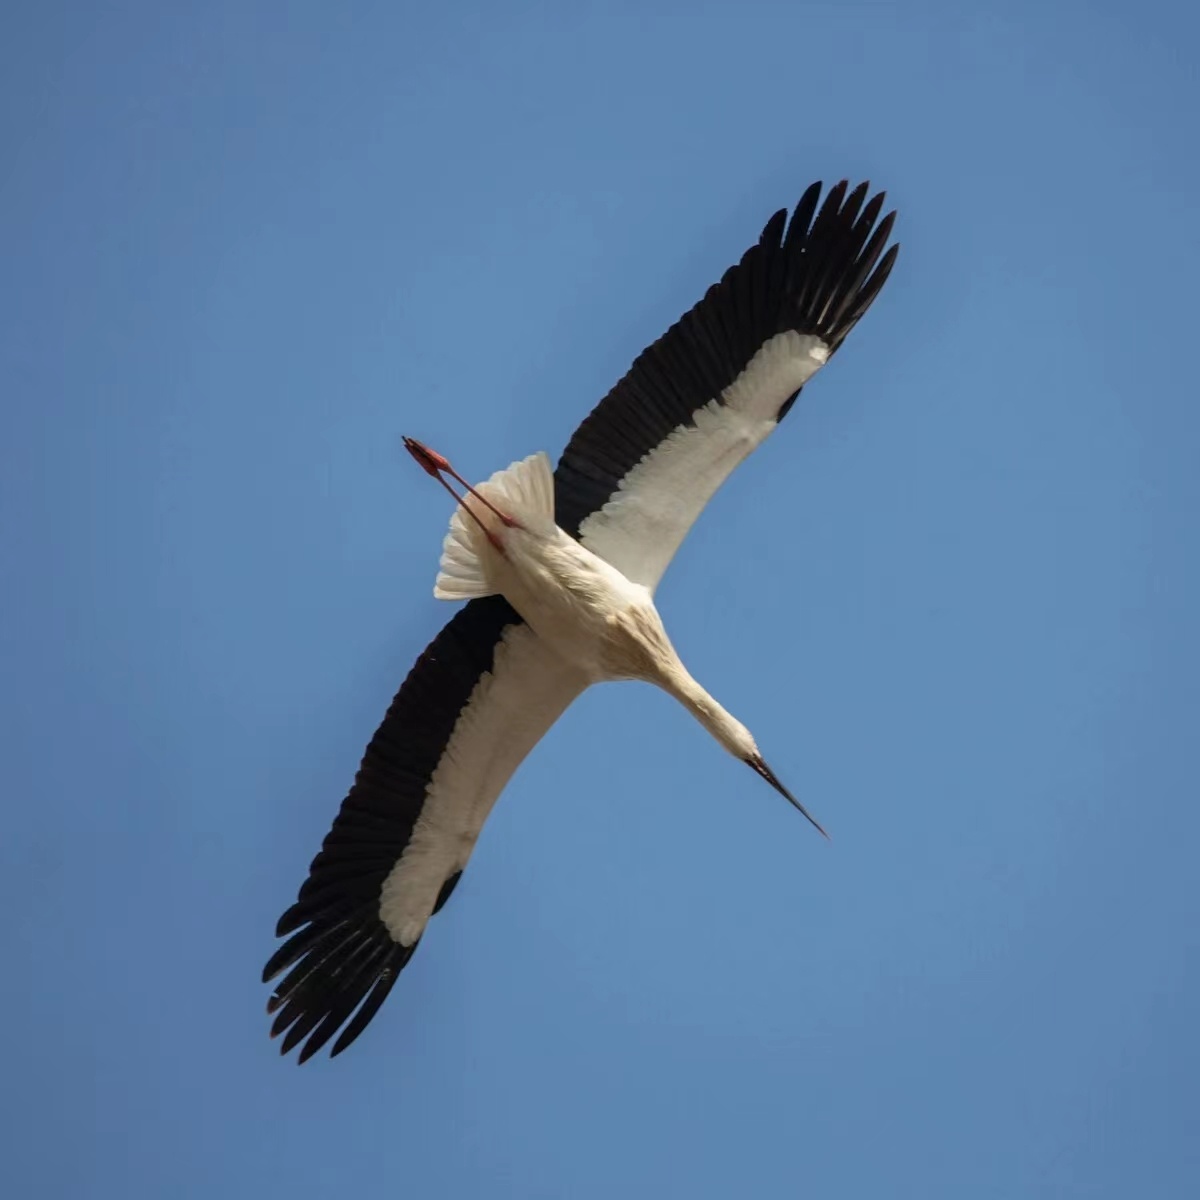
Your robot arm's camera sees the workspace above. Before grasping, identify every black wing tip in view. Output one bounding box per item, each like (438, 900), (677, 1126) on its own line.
(264, 921), (416, 1064)
(783, 178), (899, 351)
(274, 902), (306, 940)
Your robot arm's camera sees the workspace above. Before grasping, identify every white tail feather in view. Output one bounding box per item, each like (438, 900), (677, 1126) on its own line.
(433, 452), (555, 600)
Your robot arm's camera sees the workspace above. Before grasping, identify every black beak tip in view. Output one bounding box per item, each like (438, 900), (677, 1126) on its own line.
(746, 754), (828, 839)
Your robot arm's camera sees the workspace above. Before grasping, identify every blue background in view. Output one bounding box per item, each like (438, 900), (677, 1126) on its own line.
(3, 2), (1198, 1196)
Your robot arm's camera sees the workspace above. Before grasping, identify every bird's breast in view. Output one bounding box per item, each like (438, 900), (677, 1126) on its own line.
(492, 526), (664, 682)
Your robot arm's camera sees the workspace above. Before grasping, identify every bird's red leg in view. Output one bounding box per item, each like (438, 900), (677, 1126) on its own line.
(403, 437), (522, 529)
(403, 437), (512, 549)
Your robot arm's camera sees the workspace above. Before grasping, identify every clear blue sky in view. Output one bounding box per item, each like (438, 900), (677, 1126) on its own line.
(3, 2), (1198, 1196)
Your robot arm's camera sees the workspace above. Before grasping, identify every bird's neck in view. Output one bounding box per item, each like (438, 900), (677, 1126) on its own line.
(659, 660), (750, 759)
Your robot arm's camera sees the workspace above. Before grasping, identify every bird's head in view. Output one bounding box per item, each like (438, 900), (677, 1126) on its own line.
(691, 698), (828, 838)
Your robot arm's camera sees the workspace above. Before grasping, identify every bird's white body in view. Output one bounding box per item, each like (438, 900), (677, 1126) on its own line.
(439, 451), (752, 717)
(493, 520), (657, 684)
(436, 452), (666, 679)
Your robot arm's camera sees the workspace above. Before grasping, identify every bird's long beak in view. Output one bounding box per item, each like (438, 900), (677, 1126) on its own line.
(746, 755), (829, 839)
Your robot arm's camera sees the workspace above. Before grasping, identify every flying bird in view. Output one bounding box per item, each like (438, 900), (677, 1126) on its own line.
(264, 179), (899, 1063)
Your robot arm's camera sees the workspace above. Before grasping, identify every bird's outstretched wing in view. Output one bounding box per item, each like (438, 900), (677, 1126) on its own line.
(553, 180), (898, 590)
(263, 597), (587, 1063)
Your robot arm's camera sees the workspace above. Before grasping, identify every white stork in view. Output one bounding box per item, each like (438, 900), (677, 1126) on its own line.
(264, 179), (899, 1062)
